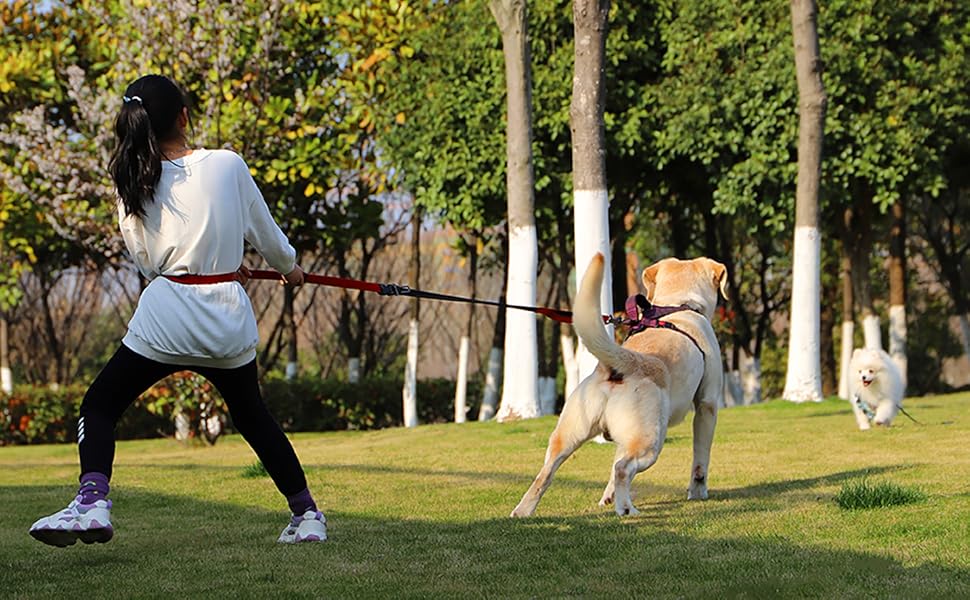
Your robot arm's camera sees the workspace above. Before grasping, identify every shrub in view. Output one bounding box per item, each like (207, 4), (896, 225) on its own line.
(836, 479), (927, 510)
(0, 384), (169, 446)
(1, 375), (484, 445)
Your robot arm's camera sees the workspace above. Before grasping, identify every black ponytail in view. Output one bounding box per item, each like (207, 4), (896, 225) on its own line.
(109, 75), (190, 219)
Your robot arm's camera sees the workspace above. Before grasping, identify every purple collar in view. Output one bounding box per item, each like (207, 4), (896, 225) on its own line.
(616, 294), (705, 358)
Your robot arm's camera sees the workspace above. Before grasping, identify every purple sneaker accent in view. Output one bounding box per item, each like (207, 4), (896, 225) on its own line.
(78, 472), (110, 505)
(277, 510), (327, 544)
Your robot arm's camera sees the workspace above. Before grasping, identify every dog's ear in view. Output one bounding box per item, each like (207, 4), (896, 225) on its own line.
(707, 259), (729, 300)
(641, 262), (660, 301)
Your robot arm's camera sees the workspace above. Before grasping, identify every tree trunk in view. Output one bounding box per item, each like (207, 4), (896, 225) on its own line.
(783, 0), (826, 403)
(572, 0), (613, 382)
(1, 316), (11, 393)
(283, 286), (298, 380)
(479, 244), (508, 421)
(402, 208), (421, 428)
(454, 241), (477, 423)
(849, 200), (881, 350)
(491, 0), (539, 421)
(888, 199), (907, 386)
(740, 353), (762, 405)
(838, 223), (855, 399)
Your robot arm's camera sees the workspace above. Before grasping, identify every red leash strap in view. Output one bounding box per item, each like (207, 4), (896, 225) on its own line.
(164, 273), (241, 284)
(166, 269), (582, 325)
(246, 269), (384, 294)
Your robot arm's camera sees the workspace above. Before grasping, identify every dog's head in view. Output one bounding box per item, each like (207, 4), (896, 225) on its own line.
(851, 348), (879, 388)
(641, 257), (728, 320)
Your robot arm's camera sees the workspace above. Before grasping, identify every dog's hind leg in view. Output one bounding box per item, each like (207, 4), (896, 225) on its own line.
(598, 446), (623, 507)
(611, 440), (662, 516)
(510, 423), (588, 517)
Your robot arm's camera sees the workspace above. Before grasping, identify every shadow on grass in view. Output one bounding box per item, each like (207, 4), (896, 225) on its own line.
(2, 485), (968, 599)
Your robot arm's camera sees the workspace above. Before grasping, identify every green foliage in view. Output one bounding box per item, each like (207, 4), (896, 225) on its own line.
(0, 384), (168, 445)
(261, 374), (481, 432)
(836, 479), (927, 510)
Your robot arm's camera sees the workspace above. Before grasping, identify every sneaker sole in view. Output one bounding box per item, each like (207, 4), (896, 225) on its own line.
(30, 526), (113, 548)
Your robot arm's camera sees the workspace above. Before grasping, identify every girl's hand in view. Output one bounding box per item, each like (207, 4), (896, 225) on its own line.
(283, 265), (304, 286)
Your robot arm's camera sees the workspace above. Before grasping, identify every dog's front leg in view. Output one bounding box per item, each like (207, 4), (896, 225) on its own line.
(851, 394), (872, 430)
(688, 400), (717, 500)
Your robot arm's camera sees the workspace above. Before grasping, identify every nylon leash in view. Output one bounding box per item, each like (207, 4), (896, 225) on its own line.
(245, 269), (577, 324)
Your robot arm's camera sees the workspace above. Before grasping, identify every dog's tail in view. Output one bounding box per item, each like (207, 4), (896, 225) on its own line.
(574, 253), (642, 375)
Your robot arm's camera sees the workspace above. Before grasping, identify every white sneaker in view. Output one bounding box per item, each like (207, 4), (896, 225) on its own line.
(277, 510), (327, 543)
(29, 496), (114, 547)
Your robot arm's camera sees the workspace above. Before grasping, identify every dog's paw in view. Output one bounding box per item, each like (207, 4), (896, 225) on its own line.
(687, 487), (709, 501)
(509, 506), (533, 518)
(598, 492), (614, 507)
(615, 504), (640, 517)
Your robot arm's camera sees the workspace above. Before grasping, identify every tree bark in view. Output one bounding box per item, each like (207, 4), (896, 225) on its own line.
(571, 0), (613, 382)
(783, 0), (826, 402)
(888, 199), (907, 385)
(838, 215), (855, 399)
(491, 0), (540, 421)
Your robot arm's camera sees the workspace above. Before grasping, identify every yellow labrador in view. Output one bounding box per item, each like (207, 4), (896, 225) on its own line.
(511, 253), (727, 516)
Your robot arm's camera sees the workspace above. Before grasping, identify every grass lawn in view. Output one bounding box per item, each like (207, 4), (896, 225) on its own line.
(2, 392), (970, 598)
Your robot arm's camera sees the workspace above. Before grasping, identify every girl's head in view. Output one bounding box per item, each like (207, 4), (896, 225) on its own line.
(109, 75), (191, 218)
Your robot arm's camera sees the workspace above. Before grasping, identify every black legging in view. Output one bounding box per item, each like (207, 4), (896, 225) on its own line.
(78, 344), (307, 497)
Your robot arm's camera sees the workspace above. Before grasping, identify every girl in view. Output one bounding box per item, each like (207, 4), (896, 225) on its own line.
(29, 74), (326, 546)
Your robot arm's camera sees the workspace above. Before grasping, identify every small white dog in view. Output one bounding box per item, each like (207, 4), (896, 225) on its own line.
(511, 253), (727, 517)
(849, 348), (904, 430)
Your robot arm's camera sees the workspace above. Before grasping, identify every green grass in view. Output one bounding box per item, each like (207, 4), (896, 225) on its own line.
(2, 392), (970, 598)
(240, 459), (268, 479)
(836, 479), (927, 510)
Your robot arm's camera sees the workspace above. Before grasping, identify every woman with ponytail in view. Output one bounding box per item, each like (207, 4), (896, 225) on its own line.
(29, 75), (327, 546)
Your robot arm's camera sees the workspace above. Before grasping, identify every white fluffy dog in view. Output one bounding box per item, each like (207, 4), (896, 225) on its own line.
(849, 348), (904, 430)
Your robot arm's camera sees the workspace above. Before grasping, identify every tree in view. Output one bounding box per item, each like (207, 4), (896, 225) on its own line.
(490, 0), (540, 421)
(782, 0), (826, 403)
(570, 0), (613, 382)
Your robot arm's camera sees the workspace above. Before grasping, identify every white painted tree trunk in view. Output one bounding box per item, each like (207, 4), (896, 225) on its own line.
(478, 347), (502, 421)
(497, 225), (540, 421)
(539, 377), (556, 415)
(784, 0), (826, 403)
(347, 357), (360, 384)
(783, 226), (824, 402)
(888, 305), (907, 388)
(402, 319), (419, 428)
(740, 354), (762, 405)
(0, 367), (11, 394)
(0, 318), (10, 394)
(574, 189), (613, 381)
(959, 313), (970, 364)
(560, 333), (579, 399)
(838, 320), (854, 399)
(862, 314), (882, 350)
(724, 370), (743, 408)
(285, 361), (298, 380)
(454, 336), (469, 423)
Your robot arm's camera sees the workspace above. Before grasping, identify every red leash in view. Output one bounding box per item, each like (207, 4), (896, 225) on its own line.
(165, 269), (577, 324)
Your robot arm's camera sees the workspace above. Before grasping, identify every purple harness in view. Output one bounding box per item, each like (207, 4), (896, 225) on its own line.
(616, 294), (706, 358)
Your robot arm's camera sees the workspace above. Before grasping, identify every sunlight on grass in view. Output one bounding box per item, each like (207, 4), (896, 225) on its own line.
(835, 479), (927, 510)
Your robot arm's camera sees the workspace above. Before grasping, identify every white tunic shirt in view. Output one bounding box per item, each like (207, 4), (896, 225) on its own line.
(119, 149), (296, 368)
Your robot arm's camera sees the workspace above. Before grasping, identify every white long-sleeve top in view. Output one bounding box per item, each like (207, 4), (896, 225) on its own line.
(119, 149), (296, 368)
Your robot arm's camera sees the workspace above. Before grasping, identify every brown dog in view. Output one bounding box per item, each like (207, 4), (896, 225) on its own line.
(511, 253), (727, 516)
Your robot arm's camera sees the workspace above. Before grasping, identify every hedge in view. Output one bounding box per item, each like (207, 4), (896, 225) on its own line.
(1, 375), (483, 445)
